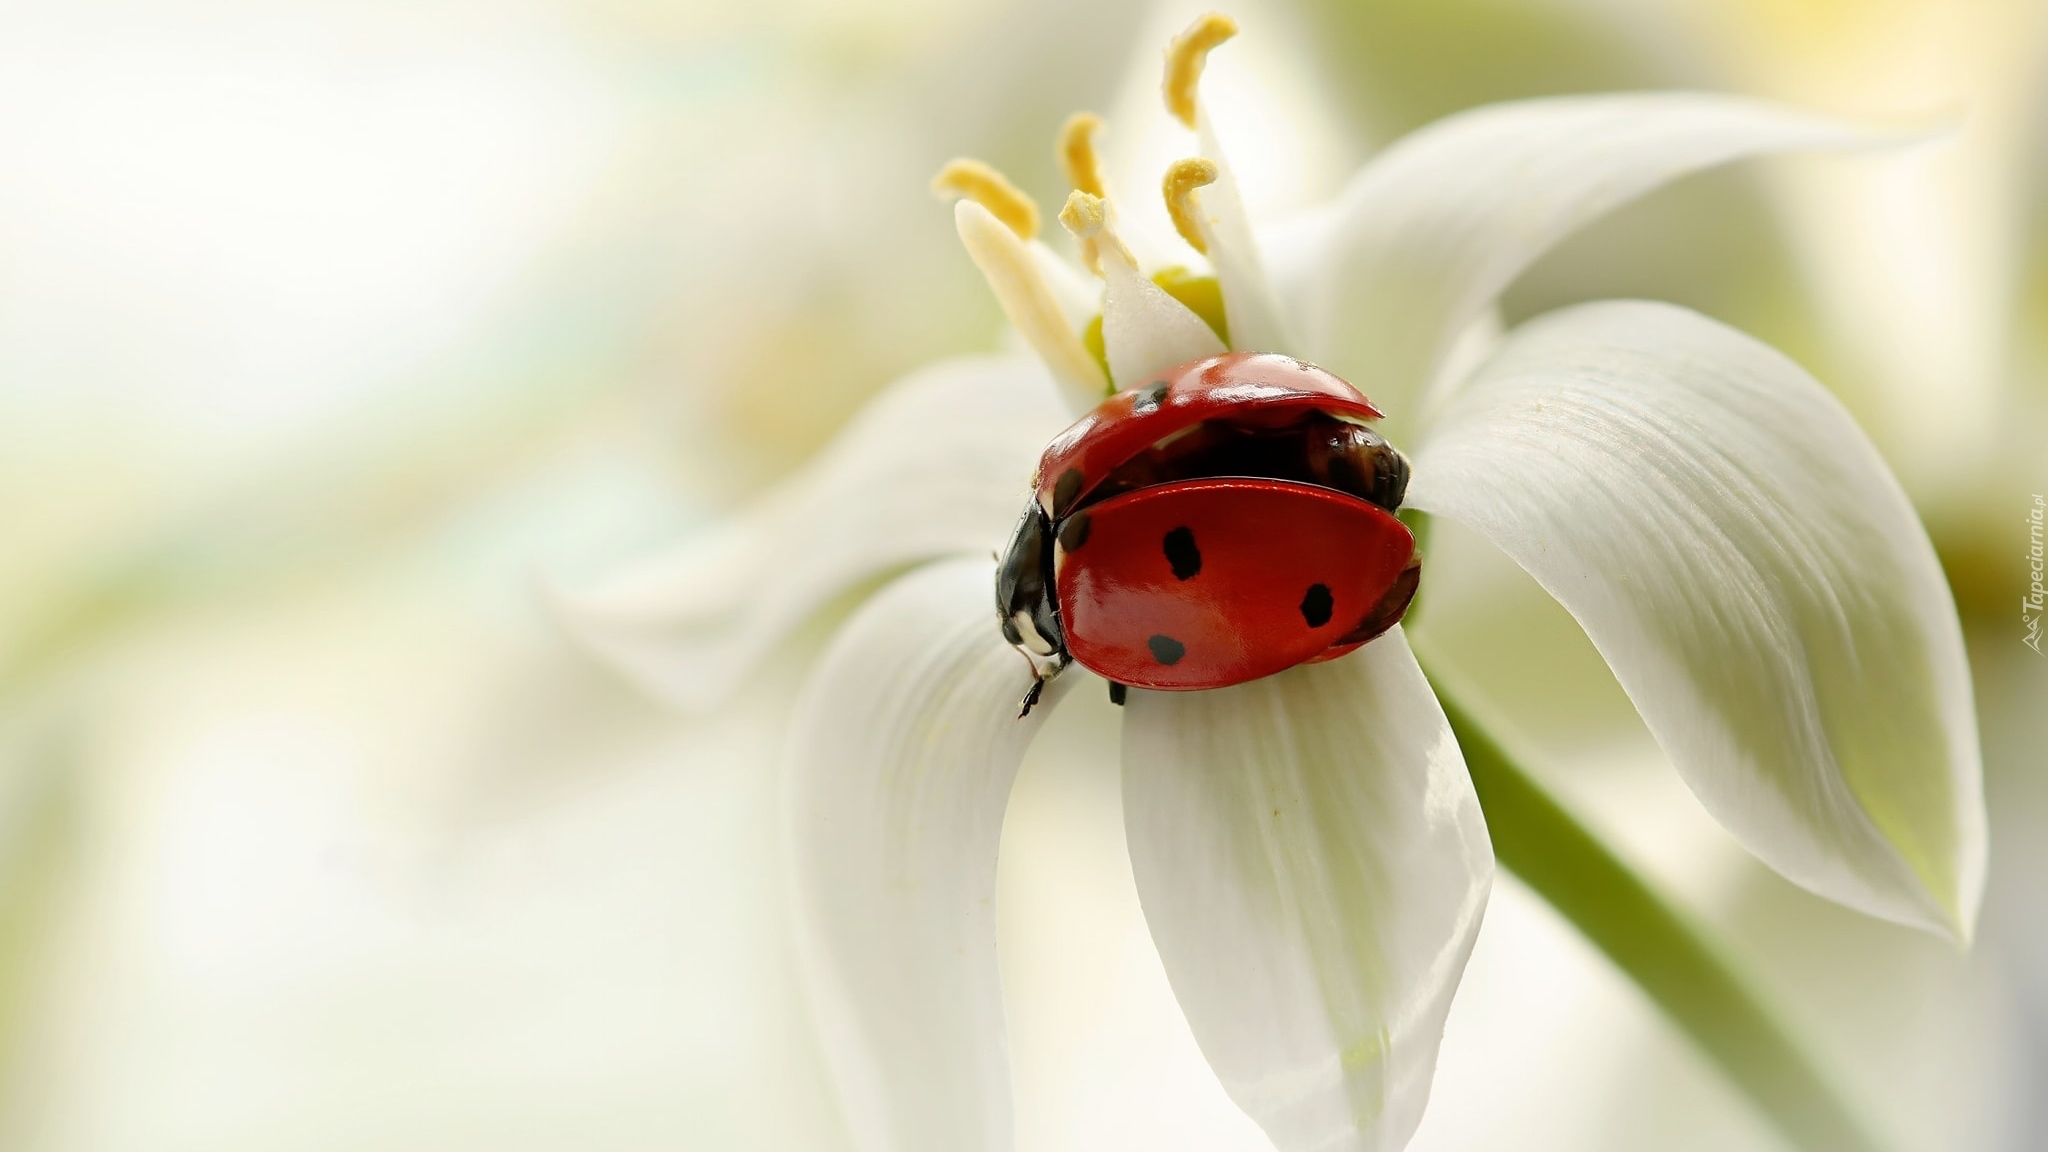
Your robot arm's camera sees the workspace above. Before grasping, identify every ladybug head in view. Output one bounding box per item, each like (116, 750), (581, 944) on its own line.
(996, 499), (1065, 669)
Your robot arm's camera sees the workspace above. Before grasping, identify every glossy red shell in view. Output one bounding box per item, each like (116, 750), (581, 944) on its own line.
(1053, 478), (1414, 690)
(1034, 351), (1384, 517)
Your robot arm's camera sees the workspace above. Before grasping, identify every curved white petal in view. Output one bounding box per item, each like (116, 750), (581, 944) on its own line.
(551, 355), (1068, 709)
(1101, 241), (1228, 390)
(788, 557), (1073, 1152)
(1029, 239), (1104, 334)
(1407, 300), (1985, 939)
(1195, 109), (1292, 354)
(956, 200), (1111, 411)
(1122, 629), (1493, 1152)
(1297, 93), (1889, 425)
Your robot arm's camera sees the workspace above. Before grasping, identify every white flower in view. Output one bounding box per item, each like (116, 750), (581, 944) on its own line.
(557, 15), (1985, 1152)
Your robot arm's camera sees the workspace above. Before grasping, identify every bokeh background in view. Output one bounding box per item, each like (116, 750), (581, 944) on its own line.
(0, 0), (2044, 1148)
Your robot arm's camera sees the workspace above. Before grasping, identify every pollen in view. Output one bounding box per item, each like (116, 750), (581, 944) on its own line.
(931, 158), (1040, 240)
(1058, 189), (1109, 276)
(1162, 157), (1219, 255)
(1163, 13), (1238, 129)
(1058, 190), (1105, 240)
(1059, 190), (1135, 278)
(1057, 112), (1107, 199)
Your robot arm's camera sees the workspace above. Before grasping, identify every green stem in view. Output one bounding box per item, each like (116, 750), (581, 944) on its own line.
(1419, 659), (1890, 1152)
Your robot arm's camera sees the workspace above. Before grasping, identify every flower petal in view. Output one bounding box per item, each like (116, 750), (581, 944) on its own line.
(1297, 93), (1887, 425)
(1063, 187), (1228, 391)
(956, 200), (1112, 413)
(787, 557), (1071, 1152)
(1406, 300), (1985, 938)
(1101, 234), (1228, 390)
(1121, 629), (1493, 1152)
(551, 354), (1068, 709)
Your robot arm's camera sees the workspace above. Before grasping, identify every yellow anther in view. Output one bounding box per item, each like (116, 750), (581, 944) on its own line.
(1058, 190), (1106, 276)
(931, 158), (1040, 240)
(1059, 189), (1133, 279)
(1162, 157), (1219, 255)
(1057, 112), (1107, 199)
(1058, 190), (1105, 240)
(1163, 13), (1238, 129)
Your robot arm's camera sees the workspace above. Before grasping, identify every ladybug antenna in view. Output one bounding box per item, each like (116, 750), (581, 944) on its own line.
(1163, 13), (1237, 129)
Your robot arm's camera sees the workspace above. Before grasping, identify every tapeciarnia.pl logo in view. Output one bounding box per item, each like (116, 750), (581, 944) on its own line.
(2026, 494), (2045, 655)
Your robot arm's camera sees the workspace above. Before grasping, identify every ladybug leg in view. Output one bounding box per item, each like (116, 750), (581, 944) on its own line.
(1108, 682), (1128, 707)
(1017, 677), (1046, 719)
(1012, 650), (1070, 719)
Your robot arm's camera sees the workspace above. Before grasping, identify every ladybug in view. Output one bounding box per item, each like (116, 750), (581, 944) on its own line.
(997, 351), (1421, 715)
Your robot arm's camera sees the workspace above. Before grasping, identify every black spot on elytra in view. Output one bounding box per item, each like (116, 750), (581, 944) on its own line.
(1163, 527), (1201, 580)
(1132, 381), (1170, 412)
(1147, 635), (1186, 665)
(1058, 512), (1092, 552)
(1051, 468), (1085, 517)
(1300, 583), (1334, 628)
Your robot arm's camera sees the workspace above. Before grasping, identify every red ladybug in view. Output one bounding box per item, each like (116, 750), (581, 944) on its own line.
(998, 351), (1421, 714)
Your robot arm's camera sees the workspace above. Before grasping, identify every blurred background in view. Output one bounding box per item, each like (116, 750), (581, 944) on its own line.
(0, 0), (2044, 1148)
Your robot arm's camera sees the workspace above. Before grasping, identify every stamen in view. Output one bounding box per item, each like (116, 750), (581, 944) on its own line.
(1058, 192), (1104, 241)
(1162, 158), (1219, 255)
(1163, 13), (1237, 129)
(953, 200), (1109, 411)
(1061, 192), (1225, 389)
(1057, 112), (1107, 199)
(931, 158), (1040, 240)
(1059, 190), (1135, 278)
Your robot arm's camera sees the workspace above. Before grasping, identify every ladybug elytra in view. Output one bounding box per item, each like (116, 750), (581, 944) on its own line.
(997, 351), (1421, 714)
